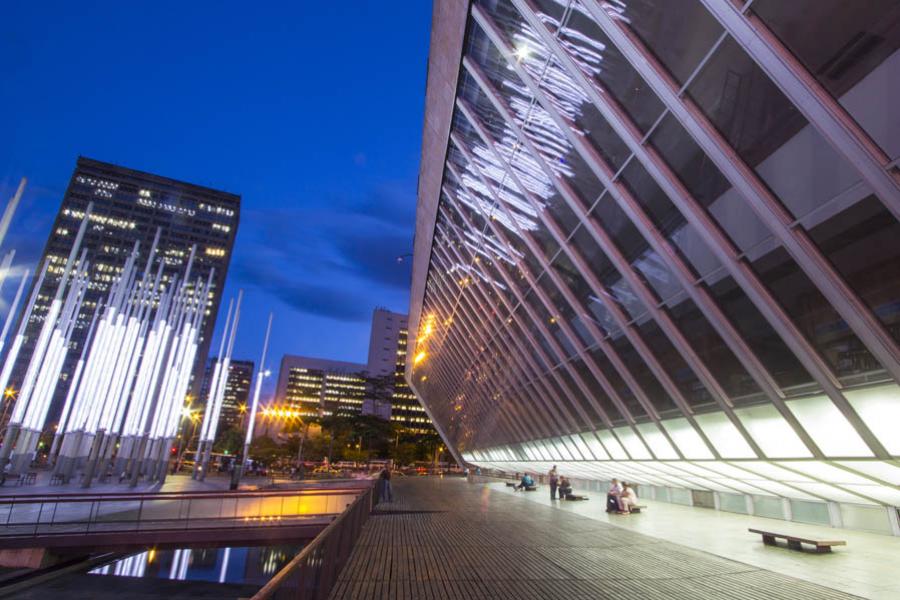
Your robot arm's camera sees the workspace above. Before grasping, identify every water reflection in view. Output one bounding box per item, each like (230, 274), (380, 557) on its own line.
(90, 544), (300, 586)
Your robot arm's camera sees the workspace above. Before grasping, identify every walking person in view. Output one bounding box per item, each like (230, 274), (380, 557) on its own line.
(549, 465), (558, 500)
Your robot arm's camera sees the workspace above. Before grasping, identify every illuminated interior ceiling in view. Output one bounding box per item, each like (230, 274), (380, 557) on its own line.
(409, 0), (900, 509)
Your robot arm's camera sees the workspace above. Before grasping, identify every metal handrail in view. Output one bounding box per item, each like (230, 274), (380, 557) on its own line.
(252, 483), (374, 600)
(0, 482), (370, 504)
(0, 487), (362, 541)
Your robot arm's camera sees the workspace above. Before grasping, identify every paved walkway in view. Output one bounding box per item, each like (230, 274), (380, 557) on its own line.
(330, 477), (863, 600)
(492, 481), (900, 600)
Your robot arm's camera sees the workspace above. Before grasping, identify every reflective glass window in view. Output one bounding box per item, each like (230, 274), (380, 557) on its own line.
(751, 0), (900, 157)
(610, 334), (679, 416)
(750, 247), (882, 380)
(569, 356), (624, 425)
(619, 0), (724, 85)
(666, 295), (763, 403)
(587, 346), (648, 421)
(808, 195), (900, 346)
(704, 273), (814, 390)
(618, 159), (686, 237)
(635, 319), (714, 412)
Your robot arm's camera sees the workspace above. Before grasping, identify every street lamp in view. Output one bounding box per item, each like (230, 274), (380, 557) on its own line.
(231, 313), (273, 490)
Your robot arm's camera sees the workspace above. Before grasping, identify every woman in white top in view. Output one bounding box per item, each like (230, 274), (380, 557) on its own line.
(619, 483), (638, 514)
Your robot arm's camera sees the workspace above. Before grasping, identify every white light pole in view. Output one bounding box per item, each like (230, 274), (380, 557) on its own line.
(231, 312), (273, 490)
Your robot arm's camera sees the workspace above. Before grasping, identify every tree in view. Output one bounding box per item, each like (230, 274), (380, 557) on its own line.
(249, 435), (290, 465)
(213, 426), (244, 456)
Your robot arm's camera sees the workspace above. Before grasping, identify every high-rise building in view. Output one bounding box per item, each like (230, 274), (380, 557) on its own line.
(9, 156), (239, 423)
(365, 308), (434, 434)
(200, 358), (254, 431)
(409, 0), (900, 530)
(275, 355), (367, 418)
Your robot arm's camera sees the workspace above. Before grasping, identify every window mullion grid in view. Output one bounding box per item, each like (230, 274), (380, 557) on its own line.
(443, 184), (595, 436)
(447, 161), (673, 462)
(507, 0), (825, 461)
(456, 97), (734, 461)
(577, 0), (900, 387)
(446, 155), (611, 432)
(497, 0), (892, 459)
(430, 252), (550, 442)
(426, 289), (533, 447)
(440, 216), (583, 436)
(432, 229), (523, 397)
(451, 129), (698, 462)
(699, 0), (900, 210)
(533, 0), (891, 458)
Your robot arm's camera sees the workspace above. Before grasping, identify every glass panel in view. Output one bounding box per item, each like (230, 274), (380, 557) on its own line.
(596, 428), (628, 459)
(633, 249), (681, 302)
(619, 0), (724, 85)
(694, 412), (757, 459)
(661, 417), (714, 460)
(635, 422), (679, 459)
(613, 426), (652, 459)
(751, 0), (900, 157)
(687, 36), (807, 180)
(705, 274), (814, 390)
(569, 356), (624, 425)
(734, 404), (813, 458)
(547, 0), (665, 132)
(666, 295), (763, 402)
(808, 195), (900, 346)
(786, 396), (872, 458)
(845, 384), (900, 455)
(587, 346), (647, 420)
(750, 246), (882, 380)
(580, 432), (610, 460)
(618, 159), (686, 237)
(636, 319), (714, 411)
(611, 335), (679, 416)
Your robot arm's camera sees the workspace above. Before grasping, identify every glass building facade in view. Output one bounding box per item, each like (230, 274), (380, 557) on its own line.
(408, 0), (900, 531)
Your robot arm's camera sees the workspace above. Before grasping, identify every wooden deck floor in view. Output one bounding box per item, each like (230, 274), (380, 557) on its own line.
(330, 477), (862, 600)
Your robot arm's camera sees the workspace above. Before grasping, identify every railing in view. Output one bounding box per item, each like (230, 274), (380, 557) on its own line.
(252, 484), (374, 600)
(0, 486), (366, 540)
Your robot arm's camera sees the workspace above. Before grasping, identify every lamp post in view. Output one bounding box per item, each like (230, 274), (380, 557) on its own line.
(231, 313), (273, 490)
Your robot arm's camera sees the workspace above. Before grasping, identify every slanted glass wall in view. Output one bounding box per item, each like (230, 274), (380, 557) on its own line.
(411, 0), (900, 514)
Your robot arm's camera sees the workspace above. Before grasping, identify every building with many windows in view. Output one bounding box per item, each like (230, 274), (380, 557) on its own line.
(8, 156), (239, 423)
(275, 355), (368, 419)
(199, 358), (254, 431)
(365, 308), (435, 434)
(408, 0), (900, 533)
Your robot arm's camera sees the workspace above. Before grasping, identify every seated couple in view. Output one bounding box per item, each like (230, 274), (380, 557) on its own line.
(606, 479), (638, 514)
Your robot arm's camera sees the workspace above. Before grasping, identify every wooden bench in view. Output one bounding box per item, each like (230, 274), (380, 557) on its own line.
(50, 473), (65, 485)
(749, 528), (846, 553)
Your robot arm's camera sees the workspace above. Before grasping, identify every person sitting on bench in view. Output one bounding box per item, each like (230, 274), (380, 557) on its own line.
(514, 473), (535, 491)
(618, 482), (638, 514)
(558, 476), (572, 500)
(606, 478), (623, 512)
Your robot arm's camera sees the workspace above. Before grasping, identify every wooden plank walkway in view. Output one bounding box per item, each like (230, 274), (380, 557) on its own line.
(330, 478), (862, 600)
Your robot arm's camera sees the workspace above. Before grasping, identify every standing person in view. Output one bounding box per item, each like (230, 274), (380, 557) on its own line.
(549, 465), (558, 500)
(379, 467), (394, 503)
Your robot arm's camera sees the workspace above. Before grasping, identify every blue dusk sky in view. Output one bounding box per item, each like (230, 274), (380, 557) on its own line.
(0, 2), (432, 397)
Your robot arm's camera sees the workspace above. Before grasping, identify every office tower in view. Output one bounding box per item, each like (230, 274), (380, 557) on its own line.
(408, 0), (900, 530)
(200, 358), (254, 431)
(275, 355), (367, 418)
(365, 308), (434, 434)
(8, 156), (239, 424)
